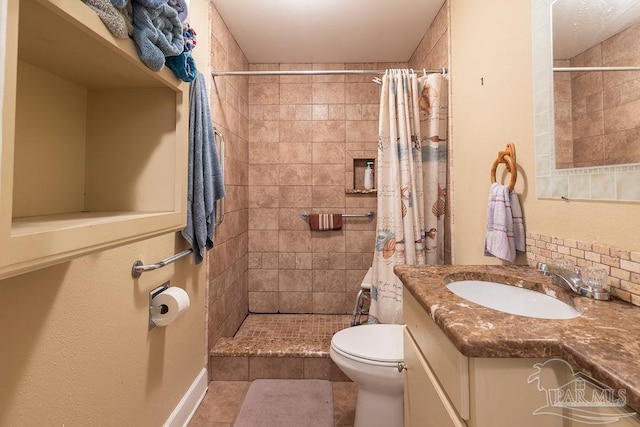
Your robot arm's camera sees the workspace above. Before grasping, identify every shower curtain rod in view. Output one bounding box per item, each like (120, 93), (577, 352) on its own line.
(211, 67), (447, 77)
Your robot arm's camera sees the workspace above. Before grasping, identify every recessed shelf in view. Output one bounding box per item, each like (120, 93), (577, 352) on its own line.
(11, 211), (171, 236)
(18, 0), (181, 90)
(0, 0), (188, 280)
(352, 158), (376, 192)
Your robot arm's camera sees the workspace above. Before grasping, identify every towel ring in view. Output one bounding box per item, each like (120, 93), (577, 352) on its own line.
(490, 143), (517, 192)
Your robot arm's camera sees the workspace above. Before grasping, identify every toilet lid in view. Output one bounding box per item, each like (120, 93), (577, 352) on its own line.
(331, 324), (404, 363)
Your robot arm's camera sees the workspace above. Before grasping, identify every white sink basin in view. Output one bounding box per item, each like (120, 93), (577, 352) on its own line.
(446, 280), (581, 319)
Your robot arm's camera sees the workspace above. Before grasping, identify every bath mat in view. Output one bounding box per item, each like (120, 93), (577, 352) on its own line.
(233, 379), (333, 427)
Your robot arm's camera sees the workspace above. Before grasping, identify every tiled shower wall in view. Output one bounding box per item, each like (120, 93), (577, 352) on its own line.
(207, 5), (250, 349)
(408, 1), (449, 73)
(245, 2), (450, 314)
(554, 23), (640, 169)
(246, 62), (399, 314)
(526, 232), (640, 307)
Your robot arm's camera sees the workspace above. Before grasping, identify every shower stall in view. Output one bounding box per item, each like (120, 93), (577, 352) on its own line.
(204, 1), (450, 382)
(207, 64), (450, 382)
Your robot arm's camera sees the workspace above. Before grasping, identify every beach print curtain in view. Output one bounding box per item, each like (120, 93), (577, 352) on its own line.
(370, 70), (426, 324)
(369, 70), (447, 324)
(422, 72), (447, 265)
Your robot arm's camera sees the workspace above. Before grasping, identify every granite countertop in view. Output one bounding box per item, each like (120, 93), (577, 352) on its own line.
(395, 264), (640, 412)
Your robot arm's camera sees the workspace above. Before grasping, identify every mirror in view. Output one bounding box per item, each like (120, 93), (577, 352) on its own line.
(532, 0), (640, 201)
(552, 0), (640, 170)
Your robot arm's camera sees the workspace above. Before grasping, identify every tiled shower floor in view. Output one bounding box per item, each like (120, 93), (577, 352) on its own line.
(190, 314), (358, 426)
(235, 314), (352, 340)
(212, 314), (354, 358)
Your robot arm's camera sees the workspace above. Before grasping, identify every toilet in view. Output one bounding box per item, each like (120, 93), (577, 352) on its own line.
(330, 323), (405, 427)
(331, 267), (406, 426)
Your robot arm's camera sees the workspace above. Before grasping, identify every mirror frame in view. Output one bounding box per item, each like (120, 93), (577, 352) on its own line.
(532, 0), (640, 202)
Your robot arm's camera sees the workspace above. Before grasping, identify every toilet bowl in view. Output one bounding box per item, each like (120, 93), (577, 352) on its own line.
(330, 323), (405, 427)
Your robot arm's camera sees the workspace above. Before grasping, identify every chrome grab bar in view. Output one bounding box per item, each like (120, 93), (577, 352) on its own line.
(131, 249), (193, 278)
(131, 129), (226, 278)
(300, 211), (375, 221)
(214, 129), (225, 227)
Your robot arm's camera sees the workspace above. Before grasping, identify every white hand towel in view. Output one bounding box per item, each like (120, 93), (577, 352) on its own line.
(510, 191), (526, 252)
(484, 183), (516, 263)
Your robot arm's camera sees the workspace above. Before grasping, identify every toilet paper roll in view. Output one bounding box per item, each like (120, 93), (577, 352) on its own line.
(151, 286), (190, 327)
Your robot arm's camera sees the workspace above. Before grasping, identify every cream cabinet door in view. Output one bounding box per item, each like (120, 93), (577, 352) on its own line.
(404, 329), (467, 427)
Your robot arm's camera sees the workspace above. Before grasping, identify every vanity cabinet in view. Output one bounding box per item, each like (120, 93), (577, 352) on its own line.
(403, 290), (640, 427)
(404, 328), (466, 427)
(0, 0), (188, 279)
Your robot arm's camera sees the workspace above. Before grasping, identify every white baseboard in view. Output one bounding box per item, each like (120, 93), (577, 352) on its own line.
(164, 368), (208, 427)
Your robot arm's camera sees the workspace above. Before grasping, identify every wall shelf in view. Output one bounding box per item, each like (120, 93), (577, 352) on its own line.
(346, 152), (377, 193)
(0, 0), (188, 280)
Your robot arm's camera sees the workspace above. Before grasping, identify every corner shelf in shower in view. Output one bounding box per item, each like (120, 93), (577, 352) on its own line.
(0, 0), (188, 280)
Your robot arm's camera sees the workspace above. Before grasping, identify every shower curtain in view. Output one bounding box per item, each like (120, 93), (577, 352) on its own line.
(369, 69), (447, 324)
(422, 72), (448, 265)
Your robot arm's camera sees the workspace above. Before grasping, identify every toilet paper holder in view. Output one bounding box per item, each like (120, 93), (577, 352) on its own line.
(149, 282), (170, 330)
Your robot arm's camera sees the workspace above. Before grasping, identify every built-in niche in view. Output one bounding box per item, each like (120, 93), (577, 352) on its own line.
(346, 151), (377, 194)
(0, 0), (188, 279)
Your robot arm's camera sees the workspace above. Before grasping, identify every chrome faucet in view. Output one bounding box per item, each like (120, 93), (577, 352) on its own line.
(537, 262), (610, 301)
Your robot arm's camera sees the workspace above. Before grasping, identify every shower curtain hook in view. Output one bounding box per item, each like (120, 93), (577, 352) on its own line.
(423, 68), (427, 77)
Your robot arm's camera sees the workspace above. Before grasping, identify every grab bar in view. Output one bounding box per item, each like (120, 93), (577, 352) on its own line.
(214, 129), (225, 227)
(300, 211), (375, 221)
(342, 212), (375, 218)
(131, 249), (193, 278)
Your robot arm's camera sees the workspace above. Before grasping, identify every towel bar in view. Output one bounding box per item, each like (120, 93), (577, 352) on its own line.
(213, 129), (225, 227)
(490, 143), (517, 192)
(131, 249), (193, 278)
(300, 211), (375, 221)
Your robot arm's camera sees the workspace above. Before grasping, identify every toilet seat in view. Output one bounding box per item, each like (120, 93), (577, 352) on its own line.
(331, 324), (404, 364)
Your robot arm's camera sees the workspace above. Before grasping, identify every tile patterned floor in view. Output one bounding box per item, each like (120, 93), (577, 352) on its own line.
(193, 314), (358, 426)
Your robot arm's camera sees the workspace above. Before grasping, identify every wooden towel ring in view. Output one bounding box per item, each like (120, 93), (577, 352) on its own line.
(490, 143), (517, 192)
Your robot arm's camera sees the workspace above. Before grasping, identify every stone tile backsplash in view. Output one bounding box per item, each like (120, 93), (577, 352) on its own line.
(526, 232), (640, 306)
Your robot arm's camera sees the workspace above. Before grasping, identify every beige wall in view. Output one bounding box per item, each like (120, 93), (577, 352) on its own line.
(449, 0), (640, 266)
(449, 0), (534, 264)
(0, 233), (206, 425)
(0, 1), (213, 425)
